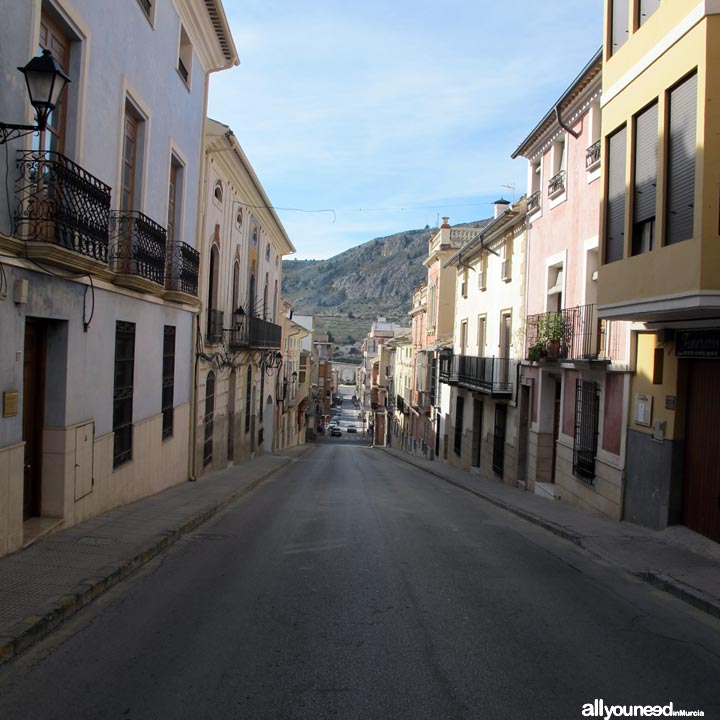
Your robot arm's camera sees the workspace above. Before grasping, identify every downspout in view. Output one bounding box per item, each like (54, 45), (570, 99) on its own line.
(554, 104), (581, 139)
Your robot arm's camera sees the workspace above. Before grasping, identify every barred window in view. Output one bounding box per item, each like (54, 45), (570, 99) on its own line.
(113, 321), (136, 468)
(162, 325), (175, 439)
(203, 371), (215, 467)
(573, 380), (600, 482)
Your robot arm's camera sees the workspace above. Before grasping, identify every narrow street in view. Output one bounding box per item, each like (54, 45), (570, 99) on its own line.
(0, 438), (718, 720)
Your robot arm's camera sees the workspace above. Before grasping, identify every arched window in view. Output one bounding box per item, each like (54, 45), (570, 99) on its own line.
(213, 180), (223, 203)
(232, 261), (240, 316)
(273, 279), (278, 323)
(265, 243), (270, 261)
(235, 208), (243, 228)
(203, 371), (215, 467)
(249, 273), (256, 316)
(263, 273), (269, 320)
(207, 241), (220, 342)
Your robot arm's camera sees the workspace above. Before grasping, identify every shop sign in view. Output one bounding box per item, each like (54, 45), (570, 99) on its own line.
(675, 329), (720, 359)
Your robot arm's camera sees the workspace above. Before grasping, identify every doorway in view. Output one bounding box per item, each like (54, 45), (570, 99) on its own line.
(492, 403), (507, 478)
(23, 319), (47, 520)
(471, 399), (483, 469)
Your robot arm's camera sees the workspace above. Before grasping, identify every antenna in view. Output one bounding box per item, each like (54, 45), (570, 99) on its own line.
(501, 183), (516, 203)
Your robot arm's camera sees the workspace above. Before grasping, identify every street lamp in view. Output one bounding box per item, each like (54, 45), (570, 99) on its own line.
(0, 49), (71, 144)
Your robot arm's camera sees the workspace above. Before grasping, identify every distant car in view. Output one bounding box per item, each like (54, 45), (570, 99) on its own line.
(330, 428), (342, 437)
(346, 425), (357, 433)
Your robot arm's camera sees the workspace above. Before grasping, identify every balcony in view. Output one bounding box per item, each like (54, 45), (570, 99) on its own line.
(440, 355), (515, 397)
(165, 241), (199, 298)
(237, 314), (282, 349)
(548, 170), (565, 199)
(12, 150), (111, 272)
(586, 140), (601, 171)
(111, 210), (166, 291)
(527, 189), (541, 215)
(525, 304), (601, 362)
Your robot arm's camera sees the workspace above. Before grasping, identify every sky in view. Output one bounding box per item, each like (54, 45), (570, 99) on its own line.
(208, 1), (605, 260)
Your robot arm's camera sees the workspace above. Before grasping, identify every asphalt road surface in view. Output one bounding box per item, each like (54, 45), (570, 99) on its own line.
(1, 443), (719, 720)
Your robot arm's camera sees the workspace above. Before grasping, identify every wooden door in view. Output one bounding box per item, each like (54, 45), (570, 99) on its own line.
(23, 319), (47, 519)
(492, 403), (507, 478)
(38, 14), (70, 154)
(683, 360), (720, 541)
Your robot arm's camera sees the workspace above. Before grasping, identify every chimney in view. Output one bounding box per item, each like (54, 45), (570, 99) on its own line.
(493, 198), (510, 219)
(440, 216), (451, 229)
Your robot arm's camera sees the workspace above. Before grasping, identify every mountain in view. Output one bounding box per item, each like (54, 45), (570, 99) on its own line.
(282, 220), (490, 341)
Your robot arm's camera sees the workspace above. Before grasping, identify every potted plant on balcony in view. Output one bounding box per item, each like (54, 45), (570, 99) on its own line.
(544, 312), (567, 359)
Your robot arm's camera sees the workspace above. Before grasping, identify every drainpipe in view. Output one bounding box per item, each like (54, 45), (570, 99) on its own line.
(554, 104), (581, 139)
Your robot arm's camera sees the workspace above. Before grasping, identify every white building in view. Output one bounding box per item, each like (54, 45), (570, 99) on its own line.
(0, 0), (237, 557)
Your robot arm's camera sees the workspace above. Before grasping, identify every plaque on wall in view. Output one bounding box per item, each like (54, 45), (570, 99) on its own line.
(675, 329), (720, 358)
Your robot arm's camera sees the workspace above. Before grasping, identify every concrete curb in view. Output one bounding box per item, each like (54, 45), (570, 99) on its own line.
(381, 448), (720, 620)
(0, 450), (309, 667)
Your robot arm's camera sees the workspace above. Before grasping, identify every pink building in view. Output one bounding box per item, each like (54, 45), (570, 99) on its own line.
(512, 50), (631, 520)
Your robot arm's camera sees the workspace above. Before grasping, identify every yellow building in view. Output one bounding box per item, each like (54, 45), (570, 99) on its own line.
(598, 0), (720, 541)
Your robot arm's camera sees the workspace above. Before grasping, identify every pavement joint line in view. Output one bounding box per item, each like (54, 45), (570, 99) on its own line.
(0, 450), (307, 667)
(380, 447), (720, 620)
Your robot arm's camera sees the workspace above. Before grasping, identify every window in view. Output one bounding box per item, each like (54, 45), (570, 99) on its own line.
(162, 325), (175, 439)
(203, 371), (215, 467)
(213, 181), (223, 204)
(586, 102), (602, 172)
(121, 105), (141, 213)
(206, 242), (221, 343)
(38, 13), (71, 154)
(113, 321), (136, 468)
(245, 366), (252, 432)
(638, 0), (660, 27)
(460, 268), (469, 298)
(460, 319), (468, 354)
(232, 261), (240, 317)
(263, 273), (269, 320)
(477, 315), (486, 355)
(501, 239), (513, 281)
(605, 125), (627, 263)
(178, 26), (192, 86)
(500, 312), (512, 358)
(478, 253), (488, 290)
(235, 208), (243, 228)
(665, 72), (697, 246)
(265, 243), (270, 261)
(610, 0), (629, 56)
(259, 371), (265, 423)
(135, 0), (154, 23)
(548, 137), (566, 198)
(454, 396), (464, 456)
(632, 102), (658, 255)
(167, 155), (184, 249)
(573, 380), (600, 482)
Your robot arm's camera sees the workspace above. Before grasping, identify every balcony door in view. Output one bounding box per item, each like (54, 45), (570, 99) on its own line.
(37, 14), (70, 155)
(121, 109), (139, 214)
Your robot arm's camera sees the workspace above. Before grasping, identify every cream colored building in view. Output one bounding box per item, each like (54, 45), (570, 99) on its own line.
(195, 119), (295, 476)
(443, 199), (527, 483)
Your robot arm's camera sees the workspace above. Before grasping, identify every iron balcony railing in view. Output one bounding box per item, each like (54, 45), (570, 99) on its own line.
(527, 189), (541, 214)
(14, 150), (111, 262)
(111, 210), (166, 285)
(248, 315), (281, 349)
(441, 355), (514, 397)
(548, 170), (565, 197)
(525, 303), (599, 361)
(586, 140), (601, 170)
(165, 241), (199, 296)
(206, 308), (224, 345)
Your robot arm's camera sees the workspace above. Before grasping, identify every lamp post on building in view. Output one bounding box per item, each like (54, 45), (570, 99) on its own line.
(0, 50), (71, 144)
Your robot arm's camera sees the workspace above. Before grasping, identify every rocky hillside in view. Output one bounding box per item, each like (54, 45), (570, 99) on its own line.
(282, 220), (490, 338)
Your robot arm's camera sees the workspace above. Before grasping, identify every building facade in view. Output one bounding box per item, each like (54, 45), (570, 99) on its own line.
(598, 0), (720, 541)
(512, 50), (632, 520)
(196, 119), (295, 475)
(0, 0), (236, 557)
(443, 199), (527, 483)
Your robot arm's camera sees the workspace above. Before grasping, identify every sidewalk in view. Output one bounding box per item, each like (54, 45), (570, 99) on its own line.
(380, 446), (720, 620)
(0, 445), (313, 666)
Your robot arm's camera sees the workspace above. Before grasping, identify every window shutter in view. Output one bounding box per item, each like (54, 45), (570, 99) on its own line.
(605, 126), (627, 263)
(633, 103), (658, 224)
(611, 0), (629, 55)
(666, 72), (697, 246)
(638, 0), (660, 26)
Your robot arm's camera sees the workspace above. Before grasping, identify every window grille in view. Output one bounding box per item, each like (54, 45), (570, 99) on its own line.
(113, 321), (136, 467)
(573, 380), (600, 483)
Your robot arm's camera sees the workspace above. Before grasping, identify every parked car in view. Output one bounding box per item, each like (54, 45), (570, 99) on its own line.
(346, 425), (357, 433)
(330, 428), (342, 437)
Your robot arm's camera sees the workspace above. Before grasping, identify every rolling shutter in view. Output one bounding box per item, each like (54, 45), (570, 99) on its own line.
(666, 72), (697, 245)
(633, 103), (658, 225)
(605, 126), (627, 263)
(639, 0), (661, 27)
